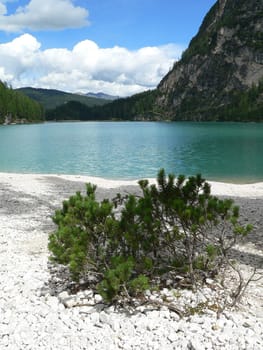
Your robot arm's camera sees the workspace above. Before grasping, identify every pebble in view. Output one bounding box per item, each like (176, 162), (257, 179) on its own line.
(0, 176), (263, 349)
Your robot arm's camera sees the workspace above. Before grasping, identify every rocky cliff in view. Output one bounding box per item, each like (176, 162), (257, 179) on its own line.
(155, 0), (263, 120)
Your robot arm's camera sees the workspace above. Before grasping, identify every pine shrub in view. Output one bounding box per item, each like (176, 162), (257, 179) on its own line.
(48, 169), (252, 302)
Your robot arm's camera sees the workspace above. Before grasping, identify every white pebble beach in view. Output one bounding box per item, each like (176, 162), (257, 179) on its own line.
(0, 172), (262, 349)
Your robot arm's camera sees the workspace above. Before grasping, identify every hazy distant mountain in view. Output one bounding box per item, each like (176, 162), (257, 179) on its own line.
(85, 92), (119, 100)
(16, 87), (110, 110)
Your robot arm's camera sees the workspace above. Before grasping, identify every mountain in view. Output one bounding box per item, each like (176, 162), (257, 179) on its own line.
(85, 92), (119, 100)
(16, 87), (110, 111)
(45, 0), (263, 122)
(155, 0), (263, 121)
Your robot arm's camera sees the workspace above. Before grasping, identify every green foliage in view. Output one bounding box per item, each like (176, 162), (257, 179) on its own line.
(97, 257), (134, 302)
(46, 90), (160, 121)
(48, 169), (252, 302)
(97, 257), (149, 302)
(169, 79), (263, 122)
(49, 183), (118, 280)
(218, 80), (263, 121)
(0, 81), (44, 123)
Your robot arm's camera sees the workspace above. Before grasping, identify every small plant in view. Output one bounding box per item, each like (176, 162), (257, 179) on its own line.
(48, 169), (252, 304)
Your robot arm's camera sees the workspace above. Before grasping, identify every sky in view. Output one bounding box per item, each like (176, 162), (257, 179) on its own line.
(0, 0), (216, 97)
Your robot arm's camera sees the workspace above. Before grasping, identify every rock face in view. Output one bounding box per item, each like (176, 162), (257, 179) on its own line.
(155, 0), (263, 120)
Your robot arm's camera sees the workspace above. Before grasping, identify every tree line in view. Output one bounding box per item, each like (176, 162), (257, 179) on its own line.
(2, 77), (262, 123)
(45, 81), (263, 122)
(45, 90), (161, 121)
(0, 81), (44, 124)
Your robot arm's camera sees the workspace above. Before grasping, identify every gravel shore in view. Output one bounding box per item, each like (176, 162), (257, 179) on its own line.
(0, 173), (262, 349)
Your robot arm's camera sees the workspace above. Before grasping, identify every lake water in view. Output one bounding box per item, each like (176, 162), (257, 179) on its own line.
(0, 121), (262, 183)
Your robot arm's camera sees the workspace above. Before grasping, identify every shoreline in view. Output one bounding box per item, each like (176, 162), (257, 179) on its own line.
(0, 171), (262, 348)
(0, 171), (263, 198)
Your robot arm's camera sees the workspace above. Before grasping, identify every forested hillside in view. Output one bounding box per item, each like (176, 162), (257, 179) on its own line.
(17, 87), (110, 111)
(45, 90), (159, 121)
(47, 0), (263, 122)
(0, 82), (44, 124)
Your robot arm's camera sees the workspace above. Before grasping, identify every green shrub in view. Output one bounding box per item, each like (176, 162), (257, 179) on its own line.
(48, 183), (119, 280)
(48, 169), (252, 302)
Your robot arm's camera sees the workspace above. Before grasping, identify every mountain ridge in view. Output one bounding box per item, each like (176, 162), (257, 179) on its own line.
(155, 0), (263, 120)
(85, 92), (119, 101)
(16, 87), (110, 111)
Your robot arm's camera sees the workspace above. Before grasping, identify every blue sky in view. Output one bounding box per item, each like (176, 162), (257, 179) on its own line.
(0, 0), (216, 96)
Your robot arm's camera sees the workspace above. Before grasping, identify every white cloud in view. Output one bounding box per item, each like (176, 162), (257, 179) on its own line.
(0, 3), (7, 16)
(0, 34), (184, 96)
(0, 0), (88, 32)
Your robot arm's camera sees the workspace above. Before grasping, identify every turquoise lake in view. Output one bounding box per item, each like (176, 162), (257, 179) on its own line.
(0, 121), (262, 182)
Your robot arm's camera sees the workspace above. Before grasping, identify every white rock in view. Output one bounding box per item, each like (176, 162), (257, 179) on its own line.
(84, 289), (93, 298)
(120, 322), (135, 337)
(167, 332), (178, 343)
(2, 309), (12, 324)
(159, 310), (171, 319)
(166, 279), (173, 286)
(170, 312), (180, 322)
(63, 297), (76, 308)
(58, 291), (69, 300)
(105, 305), (115, 314)
(99, 311), (109, 325)
(46, 296), (59, 310)
(188, 323), (202, 334)
(2, 335), (9, 346)
(76, 291), (85, 299)
(89, 312), (100, 325)
(26, 313), (38, 324)
(189, 338), (204, 350)
(94, 294), (103, 303)
(136, 305), (146, 313)
(109, 319), (120, 332)
(146, 321), (158, 332)
(58, 303), (65, 311)
(190, 315), (205, 325)
(79, 306), (97, 314)
(160, 288), (169, 296)
(206, 278), (214, 285)
(149, 294), (159, 302)
(0, 324), (9, 336)
(144, 289), (152, 297)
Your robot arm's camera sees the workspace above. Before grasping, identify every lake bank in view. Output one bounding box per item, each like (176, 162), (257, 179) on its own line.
(0, 172), (262, 349)
(1, 171), (263, 196)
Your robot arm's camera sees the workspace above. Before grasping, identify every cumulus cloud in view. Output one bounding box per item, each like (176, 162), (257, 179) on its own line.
(0, 34), (183, 96)
(0, 0), (88, 32)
